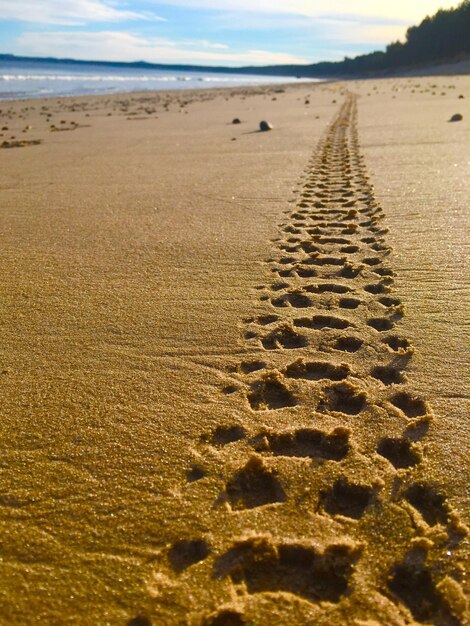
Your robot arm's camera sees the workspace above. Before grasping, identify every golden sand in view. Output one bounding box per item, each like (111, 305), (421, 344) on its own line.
(0, 77), (469, 625)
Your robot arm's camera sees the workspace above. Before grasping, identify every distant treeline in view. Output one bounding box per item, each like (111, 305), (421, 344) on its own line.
(264, 0), (470, 77)
(315, 0), (470, 76)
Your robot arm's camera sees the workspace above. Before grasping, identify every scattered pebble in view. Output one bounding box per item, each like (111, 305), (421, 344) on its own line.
(449, 113), (463, 122)
(232, 118), (241, 124)
(259, 120), (273, 132)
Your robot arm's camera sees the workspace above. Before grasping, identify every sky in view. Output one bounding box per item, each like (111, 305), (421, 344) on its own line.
(0, 0), (460, 67)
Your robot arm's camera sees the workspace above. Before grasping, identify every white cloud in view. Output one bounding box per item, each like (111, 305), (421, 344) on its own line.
(318, 19), (407, 46)
(0, 0), (163, 25)
(208, 12), (409, 50)
(193, 40), (228, 49)
(146, 0), (459, 24)
(6, 0), (456, 25)
(15, 30), (308, 65)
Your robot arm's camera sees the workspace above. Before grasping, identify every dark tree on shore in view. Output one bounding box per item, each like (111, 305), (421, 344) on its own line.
(249, 0), (470, 77)
(305, 0), (470, 76)
(384, 0), (470, 67)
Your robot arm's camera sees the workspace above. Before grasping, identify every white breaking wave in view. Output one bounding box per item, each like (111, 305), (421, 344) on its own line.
(0, 73), (275, 83)
(0, 63), (312, 100)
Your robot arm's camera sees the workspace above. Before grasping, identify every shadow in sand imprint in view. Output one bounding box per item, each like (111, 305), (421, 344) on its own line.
(214, 537), (361, 603)
(294, 315), (352, 330)
(334, 336), (363, 352)
(284, 358), (350, 381)
(225, 457), (286, 510)
(390, 392), (427, 418)
(403, 483), (449, 526)
(168, 539), (211, 573)
(388, 547), (460, 626)
(207, 425), (247, 446)
(261, 324), (309, 350)
(320, 478), (375, 519)
(323, 382), (367, 415)
(377, 437), (420, 469)
(252, 426), (350, 461)
(247, 372), (297, 411)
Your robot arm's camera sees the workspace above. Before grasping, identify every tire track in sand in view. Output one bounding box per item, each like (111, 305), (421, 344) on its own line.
(143, 95), (468, 626)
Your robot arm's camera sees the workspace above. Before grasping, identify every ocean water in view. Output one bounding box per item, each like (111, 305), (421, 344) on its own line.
(0, 59), (312, 100)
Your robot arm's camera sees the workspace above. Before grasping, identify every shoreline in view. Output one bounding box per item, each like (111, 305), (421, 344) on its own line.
(0, 62), (318, 102)
(1, 56), (468, 103)
(0, 79), (321, 103)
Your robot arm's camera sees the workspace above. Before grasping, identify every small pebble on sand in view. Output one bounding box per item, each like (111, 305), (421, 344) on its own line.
(259, 120), (273, 131)
(232, 118), (241, 124)
(449, 113), (463, 122)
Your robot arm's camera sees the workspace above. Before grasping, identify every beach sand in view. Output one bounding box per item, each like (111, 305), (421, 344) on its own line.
(0, 77), (469, 625)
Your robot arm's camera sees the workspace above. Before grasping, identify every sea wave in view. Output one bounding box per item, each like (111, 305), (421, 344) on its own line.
(0, 73), (274, 83)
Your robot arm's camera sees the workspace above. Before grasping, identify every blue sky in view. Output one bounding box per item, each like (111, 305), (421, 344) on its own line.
(0, 1), (459, 66)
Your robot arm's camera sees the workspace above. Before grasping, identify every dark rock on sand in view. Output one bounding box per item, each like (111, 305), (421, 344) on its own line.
(232, 118), (241, 124)
(449, 113), (463, 122)
(259, 120), (273, 131)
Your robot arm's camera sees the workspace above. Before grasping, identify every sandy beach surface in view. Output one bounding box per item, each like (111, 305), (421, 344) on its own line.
(0, 76), (469, 625)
